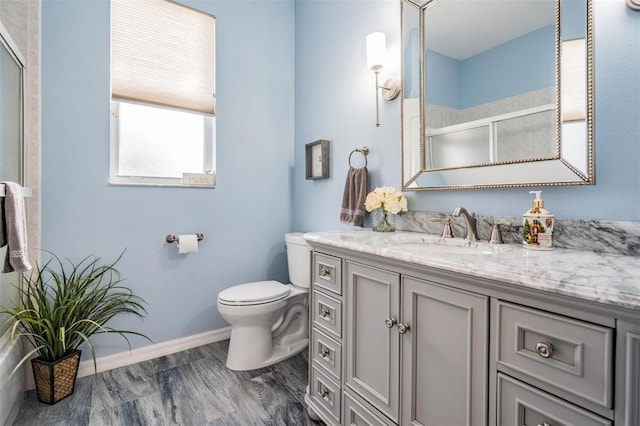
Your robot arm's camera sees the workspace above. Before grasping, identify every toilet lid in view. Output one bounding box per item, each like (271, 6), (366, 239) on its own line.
(218, 281), (290, 306)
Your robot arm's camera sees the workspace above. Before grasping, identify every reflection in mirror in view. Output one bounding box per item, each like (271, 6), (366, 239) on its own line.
(0, 22), (24, 184)
(401, 0), (594, 190)
(560, 0), (588, 176)
(424, 0), (556, 169)
(402, 2), (421, 185)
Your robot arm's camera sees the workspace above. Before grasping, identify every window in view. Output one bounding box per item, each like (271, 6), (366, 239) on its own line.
(110, 0), (215, 187)
(561, 38), (586, 122)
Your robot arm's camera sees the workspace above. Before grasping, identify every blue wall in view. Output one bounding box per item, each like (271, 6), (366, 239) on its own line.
(563, 0), (588, 40)
(293, 0), (401, 232)
(460, 25), (555, 108)
(41, 0), (295, 356)
(423, 25), (555, 109)
(425, 49), (460, 108)
(41, 0), (639, 357)
(403, 27), (420, 99)
(293, 0), (640, 229)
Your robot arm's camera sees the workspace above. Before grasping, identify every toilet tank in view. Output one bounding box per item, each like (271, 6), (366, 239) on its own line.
(285, 233), (311, 288)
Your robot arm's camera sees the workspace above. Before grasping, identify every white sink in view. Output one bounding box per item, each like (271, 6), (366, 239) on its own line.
(388, 242), (494, 255)
(382, 236), (519, 256)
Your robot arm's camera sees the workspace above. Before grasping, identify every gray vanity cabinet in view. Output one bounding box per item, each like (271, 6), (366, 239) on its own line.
(306, 242), (640, 426)
(497, 373), (612, 426)
(344, 261), (400, 423)
(616, 320), (640, 426)
(309, 252), (343, 424)
(343, 261), (488, 425)
(343, 388), (396, 426)
(401, 276), (488, 426)
(495, 301), (614, 410)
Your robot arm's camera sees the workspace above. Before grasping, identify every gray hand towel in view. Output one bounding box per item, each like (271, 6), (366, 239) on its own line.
(0, 182), (32, 273)
(340, 167), (369, 226)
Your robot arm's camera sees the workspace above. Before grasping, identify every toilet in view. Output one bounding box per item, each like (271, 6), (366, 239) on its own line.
(217, 233), (311, 371)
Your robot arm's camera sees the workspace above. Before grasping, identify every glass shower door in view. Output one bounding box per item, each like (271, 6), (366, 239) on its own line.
(0, 21), (26, 334)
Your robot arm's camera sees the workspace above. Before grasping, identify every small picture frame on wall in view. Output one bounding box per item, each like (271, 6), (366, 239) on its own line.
(305, 139), (330, 180)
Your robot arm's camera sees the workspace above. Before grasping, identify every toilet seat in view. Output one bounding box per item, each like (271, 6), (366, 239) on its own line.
(218, 281), (291, 306)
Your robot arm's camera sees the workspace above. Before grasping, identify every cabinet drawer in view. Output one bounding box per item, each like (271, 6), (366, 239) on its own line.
(497, 374), (611, 426)
(496, 301), (613, 408)
(310, 366), (341, 424)
(312, 328), (342, 380)
(343, 389), (395, 426)
(314, 253), (342, 295)
(312, 290), (342, 339)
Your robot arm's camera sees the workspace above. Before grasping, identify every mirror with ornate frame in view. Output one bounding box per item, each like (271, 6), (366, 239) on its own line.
(401, 0), (594, 190)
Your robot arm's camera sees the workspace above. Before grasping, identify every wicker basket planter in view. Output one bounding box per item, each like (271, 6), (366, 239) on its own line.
(1, 252), (150, 405)
(31, 350), (81, 405)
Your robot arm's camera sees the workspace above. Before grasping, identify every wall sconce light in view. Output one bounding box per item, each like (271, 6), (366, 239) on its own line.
(366, 32), (400, 127)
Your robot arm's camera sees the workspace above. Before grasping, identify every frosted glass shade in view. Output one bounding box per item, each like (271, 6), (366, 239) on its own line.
(366, 32), (386, 72)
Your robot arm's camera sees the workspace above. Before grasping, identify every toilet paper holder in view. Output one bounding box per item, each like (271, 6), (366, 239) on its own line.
(166, 233), (204, 244)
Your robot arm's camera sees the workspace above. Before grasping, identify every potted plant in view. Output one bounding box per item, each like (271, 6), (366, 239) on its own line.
(1, 251), (150, 404)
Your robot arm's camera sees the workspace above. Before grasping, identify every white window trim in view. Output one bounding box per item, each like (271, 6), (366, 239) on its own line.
(109, 101), (216, 188)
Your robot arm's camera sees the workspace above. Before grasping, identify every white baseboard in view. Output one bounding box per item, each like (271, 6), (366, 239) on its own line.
(25, 327), (231, 390)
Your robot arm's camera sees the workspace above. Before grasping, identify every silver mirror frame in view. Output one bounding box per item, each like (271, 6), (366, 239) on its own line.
(400, 0), (594, 191)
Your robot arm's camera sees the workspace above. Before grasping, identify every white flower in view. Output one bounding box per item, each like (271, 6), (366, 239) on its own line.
(364, 191), (382, 211)
(398, 196), (408, 212)
(385, 197), (402, 214)
(364, 186), (408, 215)
(377, 186), (396, 196)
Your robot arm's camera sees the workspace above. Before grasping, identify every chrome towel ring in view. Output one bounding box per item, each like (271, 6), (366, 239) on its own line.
(348, 146), (369, 168)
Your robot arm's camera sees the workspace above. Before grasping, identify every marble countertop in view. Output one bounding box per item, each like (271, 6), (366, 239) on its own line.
(303, 230), (640, 311)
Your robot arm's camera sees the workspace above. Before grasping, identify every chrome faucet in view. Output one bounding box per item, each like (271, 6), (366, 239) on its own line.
(452, 206), (480, 241)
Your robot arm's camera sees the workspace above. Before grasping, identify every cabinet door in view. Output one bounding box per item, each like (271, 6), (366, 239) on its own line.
(345, 261), (400, 423)
(401, 276), (488, 426)
(497, 373), (611, 426)
(496, 301), (613, 410)
(344, 389), (396, 426)
(616, 320), (640, 426)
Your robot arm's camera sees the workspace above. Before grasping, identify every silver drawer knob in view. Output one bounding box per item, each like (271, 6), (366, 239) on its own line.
(535, 342), (555, 359)
(319, 388), (329, 398)
(398, 323), (410, 334)
(320, 347), (330, 358)
(385, 317), (397, 328)
(319, 266), (331, 277)
(319, 307), (330, 318)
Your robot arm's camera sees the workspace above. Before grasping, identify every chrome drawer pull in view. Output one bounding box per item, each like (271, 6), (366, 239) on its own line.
(319, 307), (330, 318)
(537, 423), (552, 426)
(318, 388), (329, 398)
(385, 317), (397, 328)
(398, 323), (410, 334)
(535, 342), (555, 359)
(320, 347), (330, 358)
(319, 266), (331, 277)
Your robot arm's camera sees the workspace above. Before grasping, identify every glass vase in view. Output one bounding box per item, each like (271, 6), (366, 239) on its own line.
(372, 208), (395, 232)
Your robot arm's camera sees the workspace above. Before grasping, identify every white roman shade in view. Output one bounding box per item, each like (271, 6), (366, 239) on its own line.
(561, 38), (586, 122)
(111, 0), (215, 115)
